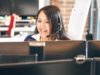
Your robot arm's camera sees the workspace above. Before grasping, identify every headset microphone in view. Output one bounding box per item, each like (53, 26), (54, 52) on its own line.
(46, 34), (50, 37)
(43, 29), (50, 37)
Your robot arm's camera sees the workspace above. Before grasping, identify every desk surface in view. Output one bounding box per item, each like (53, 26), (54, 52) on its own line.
(0, 26), (36, 31)
(0, 37), (25, 42)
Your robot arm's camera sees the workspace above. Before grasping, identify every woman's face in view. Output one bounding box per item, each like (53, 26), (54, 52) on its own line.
(37, 11), (51, 38)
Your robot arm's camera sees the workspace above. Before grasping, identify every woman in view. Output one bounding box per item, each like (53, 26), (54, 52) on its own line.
(24, 5), (69, 41)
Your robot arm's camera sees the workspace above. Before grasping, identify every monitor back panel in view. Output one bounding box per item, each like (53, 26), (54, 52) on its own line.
(0, 59), (91, 75)
(0, 42), (29, 55)
(94, 58), (100, 75)
(88, 41), (100, 58)
(44, 41), (86, 60)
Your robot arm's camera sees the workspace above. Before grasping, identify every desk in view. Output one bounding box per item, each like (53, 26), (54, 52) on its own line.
(0, 26), (36, 37)
(0, 19), (36, 37)
(0, 26), (36, 32)
(0, 37), (25, 42)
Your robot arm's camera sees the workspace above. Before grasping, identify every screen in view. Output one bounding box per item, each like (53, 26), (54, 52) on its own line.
(44, 40), (86, 60)
(0, 59), (91, 75)
(0, 0), (11, 16)
(29, 46), (44, 61)
(29, 41), (86, 61)
(88, 41), (100, 58)
(29, 41), (45, 61)
(11, 0), (39, 16)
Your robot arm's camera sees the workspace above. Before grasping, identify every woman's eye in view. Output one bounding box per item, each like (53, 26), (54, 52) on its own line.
(37, 20), (41, 23)
(46, 21), (50, 23)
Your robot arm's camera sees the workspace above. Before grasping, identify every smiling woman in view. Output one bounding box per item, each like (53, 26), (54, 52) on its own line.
(24, 5), (69, 41)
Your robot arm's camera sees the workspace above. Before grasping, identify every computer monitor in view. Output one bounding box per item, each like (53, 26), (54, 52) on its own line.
(11, 0), (38, 16)
(0, 59), (91, 75)
(44, 40), (86, 60)
(29, 41), (45, 61)
(29, 41), (86, 61)
(0, 42), (29, 55)
(93, 57), (100, 75)
(0, 0), (11, 16)
(0, 54), (36, 64)
(0, 42), (39, 63)
(88, 40), (100, 58)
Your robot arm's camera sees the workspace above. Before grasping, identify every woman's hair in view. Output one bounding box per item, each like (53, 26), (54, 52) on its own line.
(36, 5), (69, 40)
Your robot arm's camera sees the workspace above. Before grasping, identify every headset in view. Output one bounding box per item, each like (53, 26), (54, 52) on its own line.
(55, 12), (63, 34)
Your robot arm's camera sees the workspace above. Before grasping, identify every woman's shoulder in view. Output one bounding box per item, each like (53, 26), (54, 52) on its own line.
(24, 34), (40, 41)
(24, 35), (36, 41)
(60, 34), (70, 40)
(31, 34), (40, 41)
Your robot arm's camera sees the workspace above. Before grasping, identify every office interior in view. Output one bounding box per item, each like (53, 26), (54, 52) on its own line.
(0, 0), (100, 75)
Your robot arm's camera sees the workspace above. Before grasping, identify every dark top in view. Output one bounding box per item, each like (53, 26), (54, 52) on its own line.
(24, 35), (36, 41)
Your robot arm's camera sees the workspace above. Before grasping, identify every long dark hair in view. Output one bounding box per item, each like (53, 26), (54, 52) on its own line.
(36, 5), (69, 40)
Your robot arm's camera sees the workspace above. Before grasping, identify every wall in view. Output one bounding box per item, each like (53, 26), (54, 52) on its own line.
(39, 0), (51, 9)
(51, 0), (74, 32)
(51, 0), (88, 39)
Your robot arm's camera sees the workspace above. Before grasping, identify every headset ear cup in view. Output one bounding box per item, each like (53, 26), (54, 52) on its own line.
(57, 16), (62, 33)
(55, 12), (63, 34)
(56, 23), (61, 34)
(58, 23), (61, 30)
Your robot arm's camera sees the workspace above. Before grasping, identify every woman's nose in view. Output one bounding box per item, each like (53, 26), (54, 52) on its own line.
(41, 22), (46, 28)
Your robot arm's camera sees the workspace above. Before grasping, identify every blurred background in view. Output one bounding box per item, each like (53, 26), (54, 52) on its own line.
(0, 0), (99, 41)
